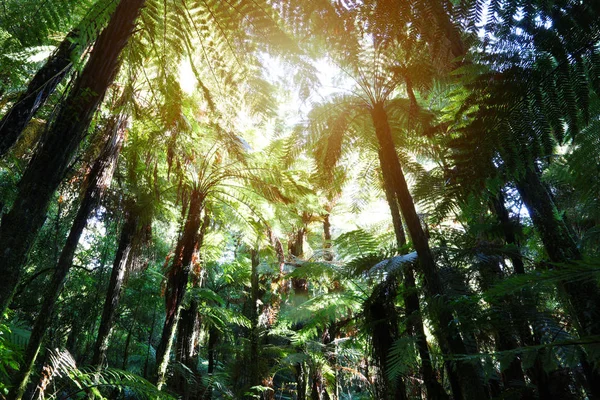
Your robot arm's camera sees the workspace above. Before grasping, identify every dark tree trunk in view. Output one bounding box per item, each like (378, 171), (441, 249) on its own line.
(310, 368), (325, 400)
(382, 172), (407, 248)
(490, 192), (525, 274)
(8, 118), (125, 400)
(380, 154), (449, 400)
(290, 227), (308, 300)
(176, 301), (199, 366)
(516, 167), (581, 263)
(371, 102), (488, 400)
(176, 214), (209, 366)
(0, 30), (80, 156)
(204, 326), (219, 400)
(364, 276), (408, 400)
(476, 254), (531, 398)
(0, 0), (146, 317)
(92, 208), (139, 367)
(156, 188), (205, 389)
(519, 165), (600, 330)
(288, 226), (310, 400)
(516, 166), (600, 399)
(144, 306), (158, 380)
(296, 362), (308, 400)
(122, 298), (142, 370)
(174, 214), (209, 396)
(323, 213), (334, 262)
(249, 249), (261, 391)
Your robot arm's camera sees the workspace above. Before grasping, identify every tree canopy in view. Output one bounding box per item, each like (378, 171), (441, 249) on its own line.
(1, 1), (600, 399)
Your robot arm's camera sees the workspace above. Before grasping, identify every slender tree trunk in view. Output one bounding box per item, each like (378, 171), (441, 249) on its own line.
(144, 306), (157, 380)
(516, 166), (600, 399)
(323, 213), (334, 262)
(380, 159), (449, 400)
(489, 191), (571, 396)
(364, 276), (408, 400)
(371, 102), (488, 400)
(0, 30), (79, 156)
(0, 0), (145, 317)
(288, 226), (311, 400)
(78, 240), (111, 364)
(176, 301), (199, 366)
(8, 118), (125, 400)
(518, 165), (600, 332)
(295, 362), (308, 400)
(176, 213), (209, 366)
(490, 192), (525, 274)
(204, 326), (219, 400)
(156, 189), (205, 389)
(382, 179), (407, 248)
(92, 209), (139, 367)
(477, 254), (532, 398)
(122, 299), (142, 370)
(249, 249), (261, 392)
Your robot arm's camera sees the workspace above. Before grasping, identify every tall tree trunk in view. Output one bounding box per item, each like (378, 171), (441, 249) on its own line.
(371, 102), (488, 400)
(380, 160), (448, 400)
(476, 253), (532, 398)
(0, 0), (145, 317)
(289, 225), (310, 400)
(92, 208), (139, 367)
(156, 188), (205, 389)
(322, 213), (334, 262)
(144, 306), (158, 380)
(176, 213), (209, 366)
(364, 276), (407, 400)
(8, 118), (125, 400)
(487, 193), (562, 398)
(490, 192), (525, 274)
(516, 166), (600, 399)
(175, 214), (209, 397)
(0, 30), (80, 156)
(382, 180), (407, 248)
(202, 326), (219, 400)
(249, 249), (261, 392)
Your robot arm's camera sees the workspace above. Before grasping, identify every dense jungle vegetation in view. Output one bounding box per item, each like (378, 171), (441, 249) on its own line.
(0, 0), (599, 399)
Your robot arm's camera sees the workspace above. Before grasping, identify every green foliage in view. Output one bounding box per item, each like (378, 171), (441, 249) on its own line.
(3, 1), (600, 400)
(40, 349), (175, 399)
(0, 321), (22, 395)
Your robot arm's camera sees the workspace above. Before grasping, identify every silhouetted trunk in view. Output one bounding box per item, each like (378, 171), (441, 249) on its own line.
(143, 306), (157, 380)
(92, 208), (139, 367)
(516, 166), (600, 399)
(371, 102), (487, 400)
(0, 30), (80, 156)
(0, 0), (146, 317)
(490, 192), (525, 274)
(176, 301), (199, 366)
(310, 368), (325, 400)
(249, 249), (261, 391)
(290, 226), (308, 300)
(288, 226), (310, 399)
(488, 191), (569, 398)
(204, 326), (219, 400)
(380, 155), (448, 400)
(364, 276), (407, 400)
(476, 253), (531, 398)
(9, 118), (125, 400)
(296, 362), (307, 400)
(122, 301), (141, 370)
(175, 214), (209, 397)
(382, 183), (407, 248)
(156, 188), (205, 389)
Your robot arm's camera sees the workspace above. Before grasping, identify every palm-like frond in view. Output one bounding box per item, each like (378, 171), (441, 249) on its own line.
(35, 349), (175, 399)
